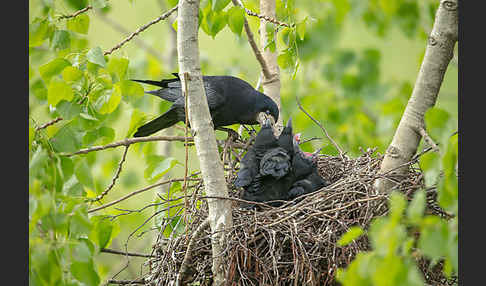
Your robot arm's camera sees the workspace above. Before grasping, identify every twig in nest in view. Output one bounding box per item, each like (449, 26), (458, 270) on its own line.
(176, 218), (210, 285)
(100, 248), (156, 258)
(295, 95), (345, 159)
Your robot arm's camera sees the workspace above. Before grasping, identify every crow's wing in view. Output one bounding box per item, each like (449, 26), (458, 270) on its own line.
(234, 148), (258, 188)
(204, 81), (226, 111)
(259, 147), (291, 179)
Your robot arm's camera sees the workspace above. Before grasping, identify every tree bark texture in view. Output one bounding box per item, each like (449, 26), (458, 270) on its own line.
(176, 1), (233, 285)
(376, 0), (458, 193)
(259, 0), (282, 133)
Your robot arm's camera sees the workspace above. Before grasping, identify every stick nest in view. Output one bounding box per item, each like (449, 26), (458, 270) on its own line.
(143, 147), (456, 286)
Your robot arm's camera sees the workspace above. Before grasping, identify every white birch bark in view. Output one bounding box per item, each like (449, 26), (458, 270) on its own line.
(176, 0), (233, 285)
(375, 0), (458, 193)
(259, 0), (282, 133)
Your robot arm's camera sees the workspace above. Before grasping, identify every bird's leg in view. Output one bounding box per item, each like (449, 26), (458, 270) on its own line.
(217, 127), (241, 143)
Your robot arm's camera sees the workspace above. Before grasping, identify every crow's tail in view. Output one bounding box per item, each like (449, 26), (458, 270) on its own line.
(131, 76), (180, 88)
(133, 109), (180, 137)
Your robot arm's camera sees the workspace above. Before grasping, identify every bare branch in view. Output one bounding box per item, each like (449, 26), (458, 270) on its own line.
(87, 177), (200, 213)
(100, 248), (156, 258)
(295, 95), (345, 157)
(62, 135), (193, 157)
(36, 117), (63, 131)
(95, 10), (164, 61)
(419, 127), (440, 152)
(58, 6), (92, 20)
(231, 0), (273, 80)
(104, 6), (178, 56)
(90, 146), (130, 203)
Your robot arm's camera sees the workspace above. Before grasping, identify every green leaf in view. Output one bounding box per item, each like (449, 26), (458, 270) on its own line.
(67, 14), (90, 34)
(95, 218), (113, 249)
(49, 122), (83, 153)
(48, 78), (74, 106)
(424, 108), (451, 142)
(205, 10), (227, 37)
(168, 0), (179, 6)
(126, 109), (148, 137)
(62, 66), (84, 83)
(107, 56), (129, 81)
(29, 18), (54, 47)
(86, 46), (107, 67)
(418, 216), (448, 262)
(71, 240), (93, 263)
(406, 190), (425, 225)
(296, 18), (307, 40)
(212, 0), (230, 11)
(83, 126), (115, 145)
(70, 261), (100, 286)
(95, 86), (122, 114)
(51, 29), (71, 50)
(419, 151), (441, 186)
(29, 125), (35, 151)
(277, 51), (292, 69)
(118, 80), (144, 99)
(31, 79), (48, 100)
(39, 58), (71, 84)
(55, 100), (82, 120)
(389, 191), (407, 222)
(227, 6), (245, 36)
(337, 226), (364, 246)
(90, 0), (107, 9)
(74, 159), (95, 189)
(144, 156), (178, 181)
(69, 208), (93, 237)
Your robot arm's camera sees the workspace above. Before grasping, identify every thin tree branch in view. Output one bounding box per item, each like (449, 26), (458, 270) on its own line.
(100, 248), (156, 258)
(231, 0), (273, 80)
(295, 95), (345, 157)
(419, 127), (440, 152)
(36, 117), (63, 131)
(61, 135), (193, 156)
(95, 10), (164, 61)
(106, 279), (146, 285)
(90, 146), (130, 203)
(58, 6), (92, 20)
(87, 177), (200, 213)
(104, 6), (178, 56)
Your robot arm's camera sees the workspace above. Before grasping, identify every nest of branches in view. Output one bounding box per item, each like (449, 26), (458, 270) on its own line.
(142, 146), (455, 286)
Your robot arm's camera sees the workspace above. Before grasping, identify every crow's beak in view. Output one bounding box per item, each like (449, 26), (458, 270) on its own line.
(286, 117), (292, 128)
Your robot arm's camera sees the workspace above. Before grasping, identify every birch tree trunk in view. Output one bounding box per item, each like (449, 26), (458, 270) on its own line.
(176, 1), (233, 285)
(375, 0), (458, 193)
(259, 0), (282, 132)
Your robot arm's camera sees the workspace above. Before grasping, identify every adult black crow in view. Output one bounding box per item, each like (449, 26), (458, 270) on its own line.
(131, 74), (279, 137)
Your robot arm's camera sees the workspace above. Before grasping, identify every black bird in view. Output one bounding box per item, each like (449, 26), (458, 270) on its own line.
(258, 118), (294, 180)
(237, 119), (330, 208)
(233, 118), (278, 189)
(131, 74), (279, 137)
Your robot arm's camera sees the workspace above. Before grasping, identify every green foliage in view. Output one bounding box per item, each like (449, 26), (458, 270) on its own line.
(29, 0), (457, 284)
(337, 108), (458, 285)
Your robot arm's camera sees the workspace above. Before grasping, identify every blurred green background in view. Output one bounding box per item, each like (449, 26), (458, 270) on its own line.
(29, 0), (457, 284)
